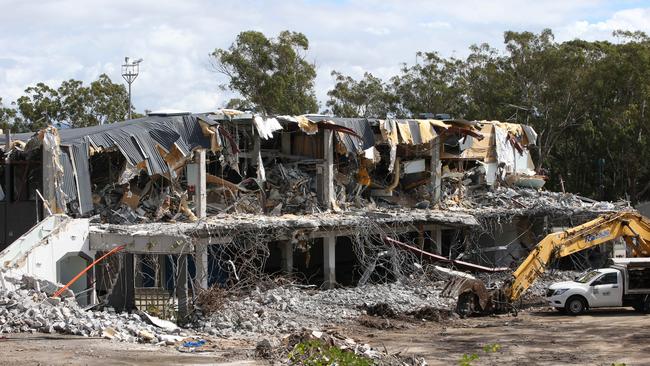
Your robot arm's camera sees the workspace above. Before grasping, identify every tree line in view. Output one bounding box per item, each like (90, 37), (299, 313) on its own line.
(1, 29), (648, 203)
(0, 74), (134, 132)
(212, 29), (650, 204)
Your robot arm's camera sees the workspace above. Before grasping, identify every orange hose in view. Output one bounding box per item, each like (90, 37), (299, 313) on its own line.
(53, 245), (126, 298)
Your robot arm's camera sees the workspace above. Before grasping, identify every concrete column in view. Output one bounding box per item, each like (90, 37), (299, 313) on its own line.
(176, 255), (189, 323)
(430, 137), (442, 203)
(323, 236), (336, 289)
(194, 242), (209, 289)
(187, 149), (206, 219)
(42, 137), (56, 216)
(280, 241), (294, 273)
(433, 226), (442, 254)
(321, 130), (335, 209)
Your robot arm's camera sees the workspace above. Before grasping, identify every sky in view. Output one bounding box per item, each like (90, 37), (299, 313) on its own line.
(1, 0), (650, 114)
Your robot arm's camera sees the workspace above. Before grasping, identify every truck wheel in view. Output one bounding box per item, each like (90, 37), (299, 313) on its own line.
(641, 295), (650, 314)
(565, 296), (586, 315)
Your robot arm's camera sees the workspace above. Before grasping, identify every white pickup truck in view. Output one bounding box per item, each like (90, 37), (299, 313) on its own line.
(546, 258), (650, 315)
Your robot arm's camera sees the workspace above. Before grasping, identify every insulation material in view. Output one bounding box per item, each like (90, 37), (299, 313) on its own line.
(256, 147), (266, 183)
(494, 126), (536, 176)
(397, 121), (413, 145)
(198, 119), (222, 153)
(441, 123), (497, 161)
(494, 126), (514, 172)
(416, 119), (437, 144)
(495, 121), (529, 145)
(253, 116), (283, 140)
(428, 119), (451, 130)
(296, 115), (318, 135)
(157, 143), (188, 173)
(357, 162), (371, 186)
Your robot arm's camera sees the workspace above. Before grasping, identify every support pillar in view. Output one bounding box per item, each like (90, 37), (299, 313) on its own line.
(194, 243), (209, 290)
(320, 130), (335, 209)
(280, 241), (294, 273)
(187, 149), (206, 219)
(42, 135), (56, 216)
(323, 236), (336, 289)
(176, 255), (189, 323)
(430, 137), (441, 203)
(433, 226), (442, 255)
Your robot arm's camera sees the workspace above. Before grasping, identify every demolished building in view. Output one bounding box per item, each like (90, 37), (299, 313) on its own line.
(0, 110), (623, 320)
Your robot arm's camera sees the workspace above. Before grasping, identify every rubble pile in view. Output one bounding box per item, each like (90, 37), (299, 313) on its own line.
(0, 273), (187, 344)
(443, 186), (621, 215)
(196, 281), (455, 339)
(94, 177), (198, 225)
(265, 164), (320, 215)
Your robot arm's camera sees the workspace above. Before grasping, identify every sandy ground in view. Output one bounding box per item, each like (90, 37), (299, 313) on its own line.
(0, 307), (648, 365)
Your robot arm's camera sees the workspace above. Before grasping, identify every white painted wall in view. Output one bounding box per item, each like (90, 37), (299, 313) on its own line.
(0, 215), (94, 286)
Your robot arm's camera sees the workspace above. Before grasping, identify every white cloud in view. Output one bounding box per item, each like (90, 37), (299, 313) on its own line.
(0, 0), (648, 113)
(558, 8), (650, 41)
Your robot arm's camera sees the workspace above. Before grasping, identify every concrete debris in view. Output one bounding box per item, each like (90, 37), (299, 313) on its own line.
(195, 281), (455, 339)
(442, 186), (621, 216)
(0, 272), (190, 344)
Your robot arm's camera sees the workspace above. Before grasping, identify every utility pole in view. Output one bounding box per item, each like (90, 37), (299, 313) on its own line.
(121, 57), (143, 121)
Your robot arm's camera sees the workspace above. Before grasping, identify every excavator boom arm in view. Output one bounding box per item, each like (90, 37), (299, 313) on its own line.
(507, 211), (650, 302)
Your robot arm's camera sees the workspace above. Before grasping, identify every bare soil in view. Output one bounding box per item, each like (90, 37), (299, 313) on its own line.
(0, 307), (648, 365)
(351, 306), (650, 365)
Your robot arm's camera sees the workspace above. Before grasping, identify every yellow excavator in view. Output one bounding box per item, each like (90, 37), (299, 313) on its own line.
(443, 211), (650, 316)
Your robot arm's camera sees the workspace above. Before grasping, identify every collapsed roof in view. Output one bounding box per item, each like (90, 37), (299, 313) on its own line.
(0, 110), (600, 226)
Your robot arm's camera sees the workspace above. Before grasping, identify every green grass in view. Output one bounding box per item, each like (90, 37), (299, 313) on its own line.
(288, 339), (374, 366)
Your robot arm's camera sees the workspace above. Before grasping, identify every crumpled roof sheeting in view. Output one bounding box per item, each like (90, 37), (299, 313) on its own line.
(4, 114), (219, 216)
(78, 115), (215, 175)
(310, 117), (376, 154)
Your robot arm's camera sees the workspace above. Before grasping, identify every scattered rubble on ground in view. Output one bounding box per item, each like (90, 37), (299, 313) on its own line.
(195, 280), (456, 339)
(0, 272), (189, 345)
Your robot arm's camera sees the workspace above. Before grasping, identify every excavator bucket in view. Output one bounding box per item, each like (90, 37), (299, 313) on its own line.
(440, 271), (493, 316)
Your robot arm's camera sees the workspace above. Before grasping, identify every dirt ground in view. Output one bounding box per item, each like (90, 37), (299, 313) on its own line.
(352, 306), (650, 366)
(0, 307), (648, 365)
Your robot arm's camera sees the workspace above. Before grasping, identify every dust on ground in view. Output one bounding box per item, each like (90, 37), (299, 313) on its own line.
(1, 307), (649, 365)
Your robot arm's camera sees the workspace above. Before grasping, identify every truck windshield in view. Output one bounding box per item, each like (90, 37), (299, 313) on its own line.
(575, 270), (601, 283)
